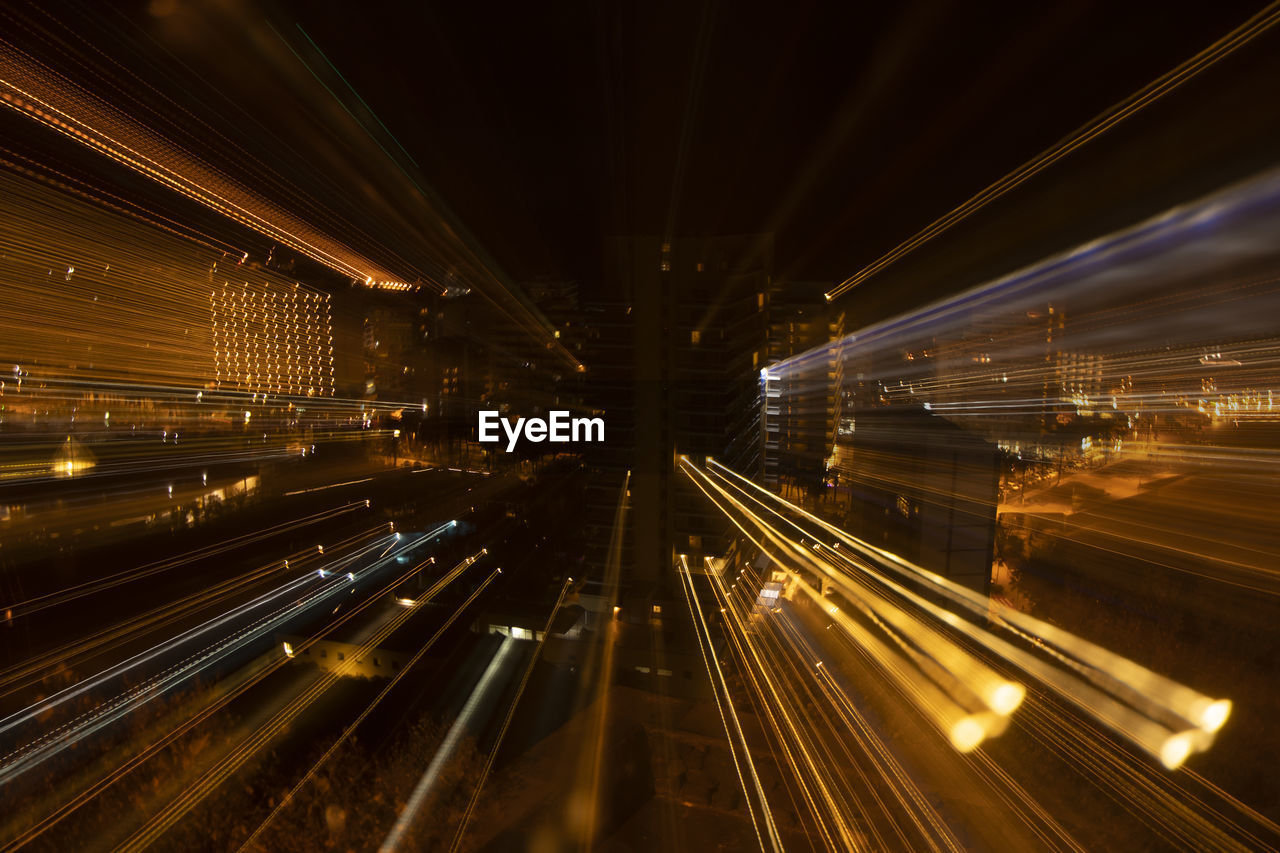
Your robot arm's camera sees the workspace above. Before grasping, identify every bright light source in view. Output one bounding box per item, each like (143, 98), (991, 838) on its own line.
(950, 717), (986, 752)
(397, 597), (416, 607)
(1197, 699), (1232, 733)
(282, 641), (294, 658)
(1161, 732), (1195, 769)
(989, 682), (1026, 716)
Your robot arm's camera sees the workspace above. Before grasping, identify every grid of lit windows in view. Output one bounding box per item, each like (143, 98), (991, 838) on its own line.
(210, 281), (334, 397)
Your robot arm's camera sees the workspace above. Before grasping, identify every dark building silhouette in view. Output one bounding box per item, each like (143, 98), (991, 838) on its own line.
(586, 234), (771, 584)
(838, 406), (999, 594)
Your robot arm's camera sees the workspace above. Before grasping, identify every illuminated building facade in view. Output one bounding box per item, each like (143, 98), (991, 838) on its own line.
(210, 281), (335, 397)
(761, 281), (844, 493)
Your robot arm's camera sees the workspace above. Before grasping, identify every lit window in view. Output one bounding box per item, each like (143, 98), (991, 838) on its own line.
(690, 330), (701, 345)
(652, 604), (662, 615)
(696, 262), (704, 272)
(757, 292), (765, 309)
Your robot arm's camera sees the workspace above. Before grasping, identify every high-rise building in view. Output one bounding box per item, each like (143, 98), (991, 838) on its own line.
(761, 281), (844, 493)
(596, 234), (771, 585)
(838, 406), (999, 595)
(575, 300), (637, 574)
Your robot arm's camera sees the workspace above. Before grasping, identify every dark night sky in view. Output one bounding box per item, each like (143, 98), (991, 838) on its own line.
(275, 0), (1272, 295)
(12, 0), (1275, 317)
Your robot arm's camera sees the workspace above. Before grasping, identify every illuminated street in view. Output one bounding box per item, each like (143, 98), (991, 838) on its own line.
(3, 2), (1280, 851)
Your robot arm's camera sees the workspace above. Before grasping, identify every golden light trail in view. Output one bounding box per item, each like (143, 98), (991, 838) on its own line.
(677, 555), (784, 853)
(696, 455), (1232, 769)
(824, 2), (1280, 301)
(2, 525), (459, 851)
(0, 526), (378, 702)
(561, 472), (630, 851)
(682, 457), (1011, 754)
(0, 44), (410, 288)
(0, 525), (439, 787)
(3, 501), (369, 622)
(701, 549), (865, 850)
(677, 451), (1275, 848)
(378, 635), (518, 853)
(0, 10), (586, 372)
(111, 542), (483, 852)
(444, 578), (574, 853)
(237, 566), (503, 852)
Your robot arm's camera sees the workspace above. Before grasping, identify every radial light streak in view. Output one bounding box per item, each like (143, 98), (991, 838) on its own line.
(562, 472), (630, 850)
(699, 549), (867, 850)
(0, 44), (409, 287)
(0, 525), (441, 786)
(824, 2), (1280, 301)
(682, 457), (1010, 753)
(444, 578), (573, 853)
(1, 525), (458, 851)
(378, 637), (518, 853)
(4, 501), (369, 622)
(683, 456), (1231, 770)
(677, 555), (786, 853)
(108, 539), (478, 852)
(238, 566), (504, 852)
(708, 457), (1233, 746)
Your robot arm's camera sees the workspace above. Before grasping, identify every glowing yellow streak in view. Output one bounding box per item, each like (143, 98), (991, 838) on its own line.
(237, 566), (502, 851)
(445, 578), (574, 853)
(113, 547), (484, 851)
(677, 556), (785, 852)
(707, 458), (1231, 742)
(825, 2), (1280, 300)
